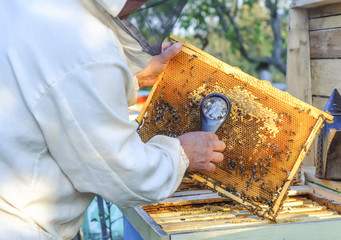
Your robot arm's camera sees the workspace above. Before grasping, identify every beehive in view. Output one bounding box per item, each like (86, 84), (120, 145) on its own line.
(137, 35), (333, 221)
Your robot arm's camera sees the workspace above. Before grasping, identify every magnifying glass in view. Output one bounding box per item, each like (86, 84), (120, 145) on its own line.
(200, 93), (231, 133)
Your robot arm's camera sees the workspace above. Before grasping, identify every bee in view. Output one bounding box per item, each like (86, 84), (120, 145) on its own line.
(193, 54), (198, 58)
(181, 69), (185, 74)
(307, 109), (311, 114)
(240, 166), (245, 175)
(288, 139), (294, 143)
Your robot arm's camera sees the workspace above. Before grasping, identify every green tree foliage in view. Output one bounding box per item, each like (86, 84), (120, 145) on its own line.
(177, 0), (289, 82)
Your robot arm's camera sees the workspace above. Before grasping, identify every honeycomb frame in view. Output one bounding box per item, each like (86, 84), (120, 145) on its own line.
(136, 35), (333, 221)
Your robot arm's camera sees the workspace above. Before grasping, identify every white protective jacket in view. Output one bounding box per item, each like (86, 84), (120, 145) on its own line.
(0, 0), (189, 239)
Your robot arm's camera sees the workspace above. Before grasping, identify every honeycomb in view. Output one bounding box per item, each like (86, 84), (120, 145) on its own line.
(137, 36), (333, 221)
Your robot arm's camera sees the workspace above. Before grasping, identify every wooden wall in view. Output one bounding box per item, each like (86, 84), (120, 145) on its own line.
(309, 2), (341, 110)
(287, 1), (341, 165)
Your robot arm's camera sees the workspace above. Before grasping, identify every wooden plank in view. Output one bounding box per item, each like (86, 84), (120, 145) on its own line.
(171, 190), (215, 197)
(309, 15), (341, 30)
(307, 181), (341, 203)
(311, 59), (341, 96)
(287, 5), (314, 168)
(156, 193), (227, 206)
(309, 193), (341, 213)
(170, 220), (341, 240)
(122, 207), (169, 240)
(309, 2), (341, 18)
(291, 0), (341, 9)
(288, 185), (314, 195)
(310, 29), (341, 58)
(303, 165), (341, 192)
(287, 8), (312, 104)
(313, 96), (329, 110)
(286, 5), (314, 166)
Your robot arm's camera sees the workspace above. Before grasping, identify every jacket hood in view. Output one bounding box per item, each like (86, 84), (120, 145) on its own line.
(94, 0), (126, 17)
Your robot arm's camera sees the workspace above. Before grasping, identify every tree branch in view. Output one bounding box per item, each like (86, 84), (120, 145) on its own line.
(212, 0), (286, 74)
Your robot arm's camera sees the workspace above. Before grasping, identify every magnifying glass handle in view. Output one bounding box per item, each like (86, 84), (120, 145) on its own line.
(200, 93), (231, 133)
(200, 116), (226, 133)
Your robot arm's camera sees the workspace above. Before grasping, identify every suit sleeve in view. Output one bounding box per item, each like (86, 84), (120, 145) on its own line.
(33, 60), (189, 207)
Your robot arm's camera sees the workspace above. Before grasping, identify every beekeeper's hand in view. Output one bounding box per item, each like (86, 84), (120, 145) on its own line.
(177, 132), (226, 172)
(137, 42), (182, 88)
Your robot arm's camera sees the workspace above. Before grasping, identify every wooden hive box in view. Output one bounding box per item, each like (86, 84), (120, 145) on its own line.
(287, 0), (341, 166)
(287, 0), (341, 228)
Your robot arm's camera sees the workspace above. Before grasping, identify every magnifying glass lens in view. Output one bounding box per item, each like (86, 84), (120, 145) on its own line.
(203, 97), (228, 120)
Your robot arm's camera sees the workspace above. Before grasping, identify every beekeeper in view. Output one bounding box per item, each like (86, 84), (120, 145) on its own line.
(0, 0), (226, 239)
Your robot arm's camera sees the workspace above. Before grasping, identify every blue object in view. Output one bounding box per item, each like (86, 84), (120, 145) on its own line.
(316, 88), (341, 179)
(123, 216), (143, 240)
(200, 93), (231, 133)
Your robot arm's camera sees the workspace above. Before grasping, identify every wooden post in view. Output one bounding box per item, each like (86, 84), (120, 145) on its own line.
(286, 8), (311, 104)
(286, 7), (315, 166)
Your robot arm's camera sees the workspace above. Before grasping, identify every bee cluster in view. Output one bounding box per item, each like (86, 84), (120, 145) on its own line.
(139, 95), (183, 138)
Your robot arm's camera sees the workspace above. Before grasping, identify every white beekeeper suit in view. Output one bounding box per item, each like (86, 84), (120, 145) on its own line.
(0, 0), (189, 239)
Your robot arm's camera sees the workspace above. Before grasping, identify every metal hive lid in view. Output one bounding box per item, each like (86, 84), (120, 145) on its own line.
(323, 88), (341, 116)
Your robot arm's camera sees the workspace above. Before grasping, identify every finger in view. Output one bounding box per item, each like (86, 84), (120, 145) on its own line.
(210, 152), (224, 164)
(210, 140), (226, 152)
(202, 132), (219, 140)
(159, 42), (182, 63)
(203, 162), (216, 172)
(139, 78), (156, 88)
(161, 42), (173, 50)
